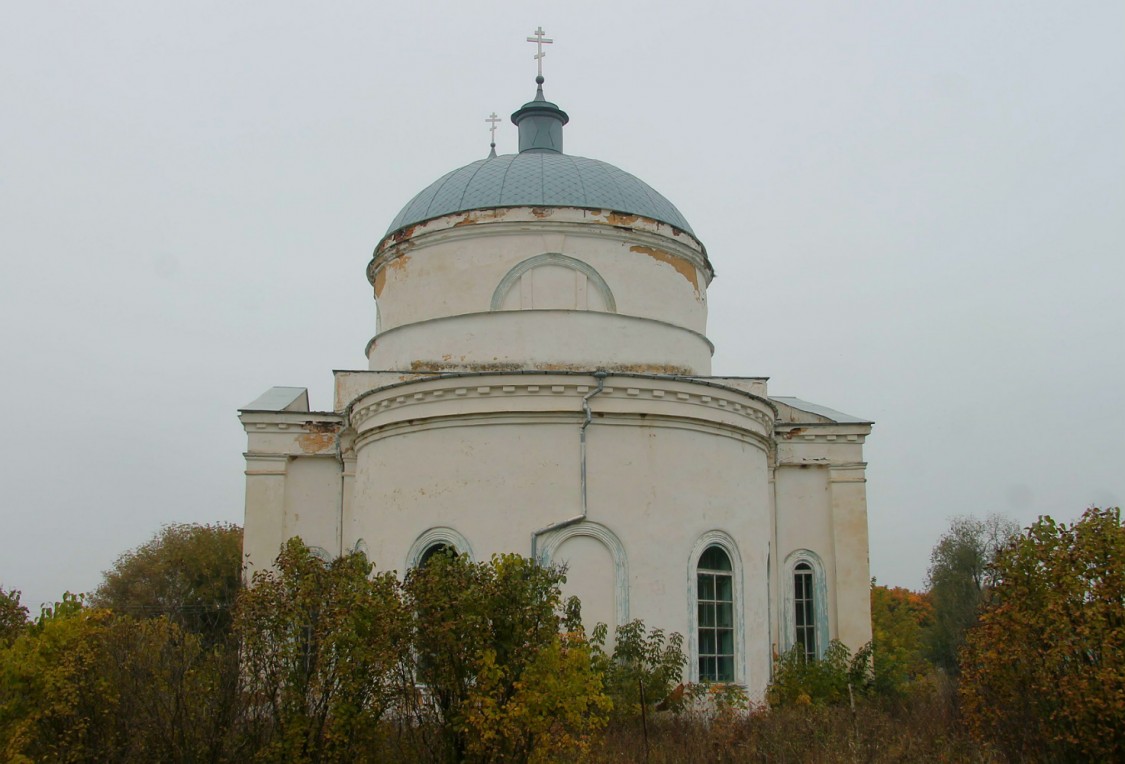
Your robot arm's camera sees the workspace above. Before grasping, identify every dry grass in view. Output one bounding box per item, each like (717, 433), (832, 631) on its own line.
(587, 680), (1002, 764)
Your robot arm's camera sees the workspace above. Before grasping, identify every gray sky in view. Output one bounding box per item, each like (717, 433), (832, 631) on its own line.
(2, 1), (1122, 610)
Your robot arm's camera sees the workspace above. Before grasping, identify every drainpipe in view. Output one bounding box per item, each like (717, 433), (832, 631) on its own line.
(333, 424), (347, 557)
(530, 370), (608, 562)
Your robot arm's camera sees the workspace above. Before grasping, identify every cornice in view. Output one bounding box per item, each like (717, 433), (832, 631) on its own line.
(240, 410), (344, 431)
(361, 309), (715, 361)
(368, 213), (711, 288)
(775, 423), (871, 443)
(775, 431), (868, 444)
(342, 369), (778, 420)
(353, 410), (773, 453)
(348, 374), (775, 444)
(374, 206), (706, 257)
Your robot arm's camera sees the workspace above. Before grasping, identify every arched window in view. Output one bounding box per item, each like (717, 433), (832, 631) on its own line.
(419, 543), (457, 566)
(406, 527), (474, 570)
(793, 562), (817, 661)
(697, 545), (735, 682)
(783, 550), (829, 661)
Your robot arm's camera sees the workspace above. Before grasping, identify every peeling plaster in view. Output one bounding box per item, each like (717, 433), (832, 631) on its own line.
(601, 211), (641, 227)
(630, 244), (701, 298)
(452, 209), (508, 227)
(298, 432), (335, 453)
(373, 254), (411, 298)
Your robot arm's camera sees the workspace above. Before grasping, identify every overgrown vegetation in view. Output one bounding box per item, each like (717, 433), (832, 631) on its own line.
(0, 588), (27, 648)
(2, 508), (1121, 762)
(924, 514), (1018, 673)
(90, 522), (242, 646)
(960, 507), (1125, 761)
(768, 640), (873, 708)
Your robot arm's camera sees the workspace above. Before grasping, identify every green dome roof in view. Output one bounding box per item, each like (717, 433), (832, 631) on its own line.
(385, 152), (696, 237)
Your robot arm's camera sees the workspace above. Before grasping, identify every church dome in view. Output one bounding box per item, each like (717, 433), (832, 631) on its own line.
(385, 79), (695, 238)
(386, 152), (695, 237)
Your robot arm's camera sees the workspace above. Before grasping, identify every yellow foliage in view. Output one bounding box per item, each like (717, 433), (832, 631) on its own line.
(960, 507), (1125, 761)
(461, 634), (611, 763)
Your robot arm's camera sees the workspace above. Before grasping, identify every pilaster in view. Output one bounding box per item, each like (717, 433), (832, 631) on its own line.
(242, 453), (289, 579)
(829, 462), (873, 651)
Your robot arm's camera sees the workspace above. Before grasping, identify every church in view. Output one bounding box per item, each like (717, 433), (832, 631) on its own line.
(239, 33), (873, 698)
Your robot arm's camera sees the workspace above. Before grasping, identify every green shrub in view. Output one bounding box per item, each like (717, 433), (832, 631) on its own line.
(768, 640), (872, 707)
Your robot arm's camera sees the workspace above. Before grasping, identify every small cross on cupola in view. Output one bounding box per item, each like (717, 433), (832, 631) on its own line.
(485, 112), (501, 157)
(512, 26), (569, 154)
(526, 26), (553, 82)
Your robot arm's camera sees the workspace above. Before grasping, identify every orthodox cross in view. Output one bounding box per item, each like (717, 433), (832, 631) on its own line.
(485, 112), (501, 146)
(526, 26), (553, 79)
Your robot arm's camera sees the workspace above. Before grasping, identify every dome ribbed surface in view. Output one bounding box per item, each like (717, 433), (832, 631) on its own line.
(386, 153), (694, 236)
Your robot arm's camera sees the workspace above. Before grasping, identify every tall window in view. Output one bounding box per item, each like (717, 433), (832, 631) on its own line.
(697, 546), (734, 681)
(794, 562), (817, 661)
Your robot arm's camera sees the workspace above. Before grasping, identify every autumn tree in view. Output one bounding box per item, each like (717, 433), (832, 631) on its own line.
(590, 619), (687, 721)
(870, 583), (933, 696)
(92, 523), (243, 645)
(0, 588), (28, 648)
(4, 539), (614, 762)
(960, 507), (1125, 762)
(768, 640), (873, 707)
(234, 538), (409, 764)
(402, 552), (610, 763)
(925, 514), (1017, 672)
(0, 602), (117, 761)
(0, 594), (238, 763)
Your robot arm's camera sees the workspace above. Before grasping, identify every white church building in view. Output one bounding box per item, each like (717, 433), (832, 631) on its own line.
(239, 47), (873, 696)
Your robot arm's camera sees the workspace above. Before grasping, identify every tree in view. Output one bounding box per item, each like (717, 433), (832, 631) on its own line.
(403, 552), (610, 763)
(0, 603), (118, 762)
(0, 588), (28, 648)
(925, 514), (1017, 672)
(459, 628), (610, 763)
(234, 538), (409, 764)
(0, 592), (241, 763)
(960, 507), (1125, 762)
(870, 583), (933, 696)
(5, 540), (619, 762)
(590, 619), (687, 721)
(92, 523), (243, 645)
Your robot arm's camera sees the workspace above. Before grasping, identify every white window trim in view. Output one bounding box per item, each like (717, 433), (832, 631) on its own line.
(781, 549), (830, 660)
(687, 531), (746, 684)
(490, 253), (617, 312)
(406, 527), (475, 570)
(536, 520), (630, 629)
(307, 545), (334, 562)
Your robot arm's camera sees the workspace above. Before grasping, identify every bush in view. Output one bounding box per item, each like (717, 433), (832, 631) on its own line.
(768, 640), (872, 708)
(0, 604), (237, 763)
(590, 619), (687, 720)
(960, 507), (1125, 761)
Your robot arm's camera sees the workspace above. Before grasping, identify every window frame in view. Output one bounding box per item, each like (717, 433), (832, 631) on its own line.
(535, 520), (630, 630)
(406, 527), (474, 570)
(782, 549), (830, 661)
(687, 531), (745, 685)
(696, 546), (736, 682)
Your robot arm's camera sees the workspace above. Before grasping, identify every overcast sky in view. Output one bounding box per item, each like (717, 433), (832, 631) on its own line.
(2, 1), (1122, 610)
